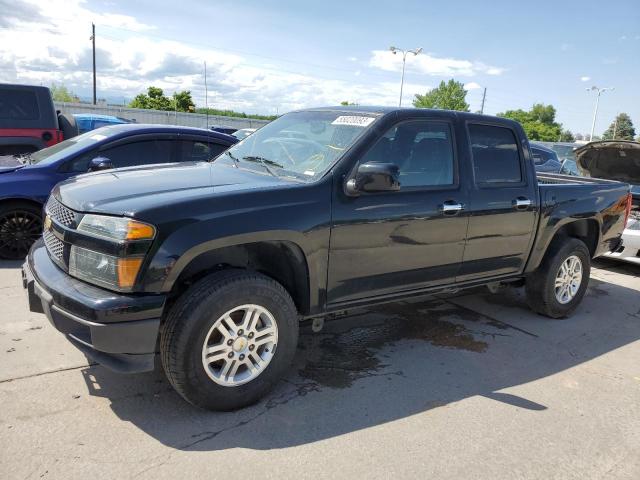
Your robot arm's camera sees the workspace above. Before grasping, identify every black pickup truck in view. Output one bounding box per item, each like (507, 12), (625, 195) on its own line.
(22, 107), (632, 410)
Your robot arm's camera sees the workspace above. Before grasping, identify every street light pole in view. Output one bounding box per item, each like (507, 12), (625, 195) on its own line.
(90, 23), (96, 105)
(389, 46), (422, 107)
(587, 86), (614, 141)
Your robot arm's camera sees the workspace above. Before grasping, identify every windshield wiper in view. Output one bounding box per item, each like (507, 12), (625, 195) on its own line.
(15, 153), (33, 165)
(224, 150), (240, 167)
(242, 156), (283, 177)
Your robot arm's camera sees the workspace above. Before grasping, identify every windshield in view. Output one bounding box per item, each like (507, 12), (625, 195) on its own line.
(28, 128), (119, 165)
(217, 110), (378, 181)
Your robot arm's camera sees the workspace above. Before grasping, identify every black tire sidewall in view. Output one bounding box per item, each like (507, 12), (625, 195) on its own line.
(166, 273), (298, 410)
(540, 239), (591, 317)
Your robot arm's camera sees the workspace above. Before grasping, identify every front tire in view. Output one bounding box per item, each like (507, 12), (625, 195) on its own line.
(525, 237), (591, 318)
(0, 202), (43, 260)
(161, 270), (299, 411)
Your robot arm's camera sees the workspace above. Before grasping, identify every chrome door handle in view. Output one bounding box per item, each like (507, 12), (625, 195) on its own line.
(440, 202), (464, 215)
(513, 197), (532, 210)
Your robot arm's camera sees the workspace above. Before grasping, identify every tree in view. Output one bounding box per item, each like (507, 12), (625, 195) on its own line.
(340, 101), (357, 106)
(497, 103), (562, 142)
(559, 129), (575, 142)
(602, 113), (636, 141)
(129, 87), (196, 112)
(173, 91), (195, 112)
(413, 79), (470, 112)
(50, 83), (79, 102)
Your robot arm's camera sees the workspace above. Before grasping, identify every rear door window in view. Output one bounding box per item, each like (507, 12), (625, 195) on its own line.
(469, 124), (522, 184)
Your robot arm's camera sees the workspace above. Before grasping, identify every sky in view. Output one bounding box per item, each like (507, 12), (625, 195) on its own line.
(0, 0), (638, 136)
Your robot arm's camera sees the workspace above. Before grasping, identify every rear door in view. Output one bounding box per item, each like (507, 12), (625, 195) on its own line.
(457, 122), (538, 281)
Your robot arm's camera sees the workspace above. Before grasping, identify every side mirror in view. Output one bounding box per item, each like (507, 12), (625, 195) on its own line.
(345, 162), (400, 196)
(88, 157), (114, 172)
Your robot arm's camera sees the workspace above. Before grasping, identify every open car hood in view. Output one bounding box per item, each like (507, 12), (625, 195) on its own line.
(575, 141), (640, 185)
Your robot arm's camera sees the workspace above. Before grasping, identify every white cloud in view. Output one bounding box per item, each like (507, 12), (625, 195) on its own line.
(580, 76), (591, 82)
(347, 56), (358, 62)
(368, 50), (504, 77)
(464, 82), (482, 91)
(0, 0), (434, 113)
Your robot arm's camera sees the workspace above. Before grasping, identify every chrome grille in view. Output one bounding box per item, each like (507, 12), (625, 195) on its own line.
(45, 197), (76, 228)
(43, 229), (64, 261)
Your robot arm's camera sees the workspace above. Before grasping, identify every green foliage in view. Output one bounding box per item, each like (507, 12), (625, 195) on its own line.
(559, 129), (575, 142)
(497, 103), (562, 141)
(50, 83), (79, 102)
(340, 101), (357, 106)
(602, 113), (636, 141)
(128, 87), (195, 112)
(195, 108), (277, 121)
(413, 79), (470, 112)
(172, 91), (195, 112)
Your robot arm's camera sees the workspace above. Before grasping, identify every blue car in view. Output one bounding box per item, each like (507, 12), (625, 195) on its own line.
(530, 142), (562, 173)
(0, 124), (237, 259)
(73, 114), (132, 134)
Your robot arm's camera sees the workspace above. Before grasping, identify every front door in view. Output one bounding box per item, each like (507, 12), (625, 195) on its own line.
(327, 117), (469, 306)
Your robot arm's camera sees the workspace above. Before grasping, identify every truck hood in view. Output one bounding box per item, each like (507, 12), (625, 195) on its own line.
(575, 141), (640, 186)
(0, 155), (24, 174)
(54, 161), (291, 215)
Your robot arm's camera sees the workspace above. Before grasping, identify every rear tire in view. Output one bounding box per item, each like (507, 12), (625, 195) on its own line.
(525, 237), (591, 318)
(161, 269), (299, 411)
(0, 202), (43, 260)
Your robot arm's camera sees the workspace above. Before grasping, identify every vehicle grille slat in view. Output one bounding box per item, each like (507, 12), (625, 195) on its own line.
(43, 229), (64, 262)
(45, 197), (77, 228)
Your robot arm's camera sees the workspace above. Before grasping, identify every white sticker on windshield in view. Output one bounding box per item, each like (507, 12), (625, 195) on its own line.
(331, 116), (375, 127)
(303, 170), (315, 176)
(90, 134), (107, 141)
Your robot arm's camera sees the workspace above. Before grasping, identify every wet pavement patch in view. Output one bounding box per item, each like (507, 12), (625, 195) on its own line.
(296, 300), (504, 389)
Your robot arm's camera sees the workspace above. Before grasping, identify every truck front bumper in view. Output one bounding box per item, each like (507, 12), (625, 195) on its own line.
(22, 239), (166, 373)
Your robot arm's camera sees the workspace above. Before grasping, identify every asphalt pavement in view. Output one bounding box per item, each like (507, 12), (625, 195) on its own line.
(1, 258), (639, 479)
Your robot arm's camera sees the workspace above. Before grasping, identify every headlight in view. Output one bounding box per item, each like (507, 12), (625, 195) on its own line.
(78, 214), (155, 241)
(69, 246), (143, 290)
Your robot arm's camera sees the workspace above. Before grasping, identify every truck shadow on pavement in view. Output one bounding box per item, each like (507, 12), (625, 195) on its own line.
(80, 262), (640, 451)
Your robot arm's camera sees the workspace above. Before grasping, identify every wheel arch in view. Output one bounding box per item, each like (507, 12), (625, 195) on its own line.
(166, 240), (311, 315)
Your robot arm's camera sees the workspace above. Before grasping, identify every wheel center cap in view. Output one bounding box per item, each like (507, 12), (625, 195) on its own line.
(232, 337), (248, 352)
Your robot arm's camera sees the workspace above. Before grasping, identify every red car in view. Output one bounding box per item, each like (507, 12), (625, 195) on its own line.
(0, 84), (78, 156)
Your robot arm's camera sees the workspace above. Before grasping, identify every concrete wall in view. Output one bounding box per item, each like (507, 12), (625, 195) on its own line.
(53, 102), (270, 130)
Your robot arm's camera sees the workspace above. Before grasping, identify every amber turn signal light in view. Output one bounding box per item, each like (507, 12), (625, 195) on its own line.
(117, 257), (144, 288)
(125, 220), (156, 240)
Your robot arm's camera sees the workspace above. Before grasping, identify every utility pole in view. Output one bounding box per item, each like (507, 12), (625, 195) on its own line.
(586, 86), (614, 141)
(90, 23), (96, 105)
(480, 87), (487, 114)
(204, 61), (209, 129)
(613, 113), (618, 140)
(389, 46), (423, 107)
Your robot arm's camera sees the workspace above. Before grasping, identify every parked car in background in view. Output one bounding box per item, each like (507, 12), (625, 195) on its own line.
(575, 140), (640, 264)
(22, 106), (631, 410)
(0, 124), (237, 259)
(210, 125), (237, 135)
(73, 113), (132, 134)
(0, 83), (78, 155)
(530, 143), (562, 173)
(537, 141), (579, 163)
(232, 128), (256, 140)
